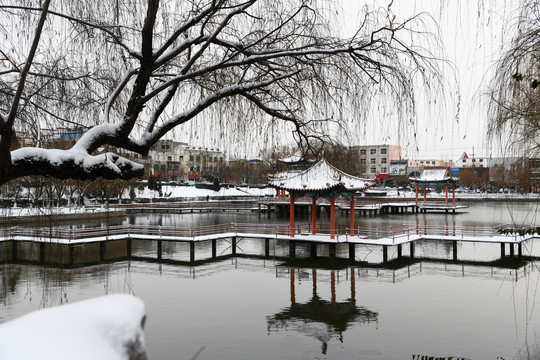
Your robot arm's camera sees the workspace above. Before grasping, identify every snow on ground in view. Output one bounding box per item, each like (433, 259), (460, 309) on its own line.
(136, 185), (276, 199)
(0, 205), (121, 218)
(0, 294), (147, 360)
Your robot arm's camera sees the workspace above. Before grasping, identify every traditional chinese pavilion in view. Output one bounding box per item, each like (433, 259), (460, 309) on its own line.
(275, 147), (316, 199)
(409, 167), (457, 205)
(268, 158), (373, 238)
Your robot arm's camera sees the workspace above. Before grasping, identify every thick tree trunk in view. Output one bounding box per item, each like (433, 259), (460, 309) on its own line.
(0, 127), (13, 184)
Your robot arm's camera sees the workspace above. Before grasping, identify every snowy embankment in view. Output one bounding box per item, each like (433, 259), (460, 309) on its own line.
(136, 185), (276, 199)
(0, 205), (122, 218)
(0, 294), (147, 360)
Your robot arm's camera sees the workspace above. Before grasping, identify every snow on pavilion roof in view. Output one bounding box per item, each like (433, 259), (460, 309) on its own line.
(410, 167), (454, 183)
(269, 158), (373, 192)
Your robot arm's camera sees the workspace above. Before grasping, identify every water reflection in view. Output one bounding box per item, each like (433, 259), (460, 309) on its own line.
(2, 255), (540, 359)
(267, 268), (377, 355)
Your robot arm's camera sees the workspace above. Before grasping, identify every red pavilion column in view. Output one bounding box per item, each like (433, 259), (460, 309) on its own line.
(452, 184), (456, 205)
(350, 194), (355, 236)
(312, 197), (317, 235)
(445, 184), (449, 204)
(330, 195), (336, 239)
(290, 195), (295, 237)
(423, 187), (426, 204)
(415, 184), (419, 204)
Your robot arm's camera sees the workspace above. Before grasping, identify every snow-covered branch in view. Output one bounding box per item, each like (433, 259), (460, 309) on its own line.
(10, 147), (143, 182)
(103, 69), (138, 124)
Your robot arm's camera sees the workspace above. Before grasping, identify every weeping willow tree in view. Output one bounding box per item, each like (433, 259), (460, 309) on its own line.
(488, 0), (540, 153)
(0, 0), (444, 184)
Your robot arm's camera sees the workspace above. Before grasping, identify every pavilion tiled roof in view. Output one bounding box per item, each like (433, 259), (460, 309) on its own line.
(269, 158), (373, 192)
(410, 167), (455, 183)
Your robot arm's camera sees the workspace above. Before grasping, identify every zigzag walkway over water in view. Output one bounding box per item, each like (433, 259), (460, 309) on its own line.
(0, 222), (538, 266)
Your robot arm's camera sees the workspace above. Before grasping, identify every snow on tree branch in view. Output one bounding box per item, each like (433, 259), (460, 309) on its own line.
(10, 147), (143, 181)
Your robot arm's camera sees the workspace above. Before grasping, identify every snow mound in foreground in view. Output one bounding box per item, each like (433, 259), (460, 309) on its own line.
(0, 294), (147, 360)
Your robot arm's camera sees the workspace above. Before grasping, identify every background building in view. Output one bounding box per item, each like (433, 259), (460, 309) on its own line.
(453, 152), (487, 168)
(351, 144), (402, 177)
(149, 140), (225, 182)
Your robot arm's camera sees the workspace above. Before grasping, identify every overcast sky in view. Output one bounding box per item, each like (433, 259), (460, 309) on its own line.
(339, 0), (519, 161)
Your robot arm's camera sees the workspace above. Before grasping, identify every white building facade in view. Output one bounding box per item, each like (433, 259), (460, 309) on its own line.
(351, 144), (402, 177)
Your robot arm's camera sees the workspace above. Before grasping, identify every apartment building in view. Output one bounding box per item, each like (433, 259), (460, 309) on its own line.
(351, 144), (402, 177)
(149, 140), (225, 182)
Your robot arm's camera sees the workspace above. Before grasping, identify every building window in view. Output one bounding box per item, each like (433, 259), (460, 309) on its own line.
(380, 148), (387, 155)
(190, 155), (194, 161)
(179, 156), (184, 161)
(196, 155), (200, 162)
(360, 158), (366, 164)
(370, 167), (376, 173)
(479, 159), (483, 162)
(370, 158), (376, 164)
(381, 158), (387, 164)
(472, 159), (476, 162)
(167, 156), (172, 161)
(360, 149), (366, 155)
(190, 166), (194, 171)
(462, 159), (466, 163)
(431, 161), (435, 165)
(382, 167), (387, 173)
(370, 149), (376, 155)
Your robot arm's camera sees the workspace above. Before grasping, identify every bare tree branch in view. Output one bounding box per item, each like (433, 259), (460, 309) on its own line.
(0, 0), (447, 184)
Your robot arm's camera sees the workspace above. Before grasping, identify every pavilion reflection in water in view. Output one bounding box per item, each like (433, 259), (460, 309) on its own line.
(267, 268), (378, 354)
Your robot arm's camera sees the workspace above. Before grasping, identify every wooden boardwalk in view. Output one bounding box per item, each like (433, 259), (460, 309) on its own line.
(0, 222), (536, 266)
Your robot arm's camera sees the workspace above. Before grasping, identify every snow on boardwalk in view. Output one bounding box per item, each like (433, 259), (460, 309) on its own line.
(0, 223), (535, 246)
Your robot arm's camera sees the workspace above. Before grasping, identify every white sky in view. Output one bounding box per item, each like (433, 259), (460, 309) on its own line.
(339, 0), (518, 161)
(170, 1), (519, 162)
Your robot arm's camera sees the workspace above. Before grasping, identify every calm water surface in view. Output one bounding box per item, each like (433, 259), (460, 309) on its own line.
(2, 200), (540, 360)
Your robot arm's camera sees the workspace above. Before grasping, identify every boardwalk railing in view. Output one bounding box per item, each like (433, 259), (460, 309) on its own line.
(1, 222), (537, 244)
